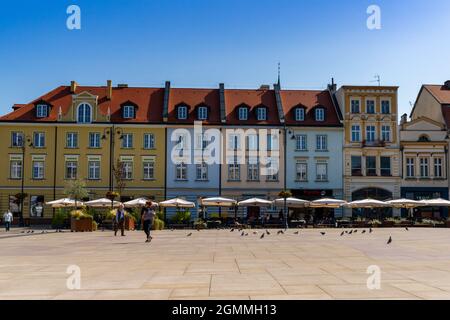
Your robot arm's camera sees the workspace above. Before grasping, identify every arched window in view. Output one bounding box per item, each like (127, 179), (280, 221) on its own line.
(77, 103), (92, 123)
(418, 135), (430, 142)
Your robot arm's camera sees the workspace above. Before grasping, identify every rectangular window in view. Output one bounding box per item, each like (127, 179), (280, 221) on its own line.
(366, 156), (377, 176)
(228, 134), (241, 150)
(123, 105), (135, 119)
(351, 99), (360, 113)
(89, 133), (101, 148)
(381, 100), (390, 114)
(257, 108), (267, 120)
(316, 161), (328, 181)
(30, 195), (44, 217)
(32, 161), (44, 179)
(420, 158), (429, 177)
(196, 162), (208, 181)
(33, 132), (45, 148)
(143, 161), (155, 180)
(295, 135), (307, 151)
(351, 156), (362, 176)
(247, 159), (259, 181)
(381, 126), (391, 142)
(316, 135), (327, 151)
(11, 132), (24, 147)
(122, 161), (133, 180)
(66, 132), (78, 148)
(296, 161), (307, 181)
(351, 125), (360, 142)
(10, 160), (23, 179)
(198, 107), (208, 120)
(315, 108), (325, 121)
(228, 163), (240, 181)
(366, 126), (376, 142)
(406, 158), (415, 178)
(144, 133), (155, 149)
(295, 108), (305, 121)
(122, 134), (133, 148)
(36, 105), (48, 118)
(434, 158), (443, 178)
(175, 163), (187, 180)
(238, 108), (248, 120)
(366, 100), (375, 114)
(266, 157), (279, 181)
(176, 134), (187, 150)
(380, 157), (391, 176)
(178, 106), (188, 119)
(65, 161), (78, 179)
(247, 134), (258, 151)
(88, 161), (100, 180)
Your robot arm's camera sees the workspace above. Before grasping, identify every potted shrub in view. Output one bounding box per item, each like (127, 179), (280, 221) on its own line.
(70, 209), (93, 232)
(152, 217), (165, 230)
(382, 218), (396, 228)
(52, 208), (69, 229)
(354, 217), (368, 228)
(106, 209), (135, 231)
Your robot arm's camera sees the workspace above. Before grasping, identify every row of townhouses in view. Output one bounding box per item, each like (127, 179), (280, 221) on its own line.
(1, 80), (450, 223)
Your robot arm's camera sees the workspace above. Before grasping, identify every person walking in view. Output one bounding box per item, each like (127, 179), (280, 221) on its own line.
(114, 204), (126, 237)
(3, 210), (13, 232)
(141, 201), (156, 243)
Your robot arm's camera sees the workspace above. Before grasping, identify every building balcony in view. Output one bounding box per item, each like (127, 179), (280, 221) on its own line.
(361, 140), (386, 148)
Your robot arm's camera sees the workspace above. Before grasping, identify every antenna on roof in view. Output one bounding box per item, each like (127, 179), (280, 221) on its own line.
(370, 74), (381, 86)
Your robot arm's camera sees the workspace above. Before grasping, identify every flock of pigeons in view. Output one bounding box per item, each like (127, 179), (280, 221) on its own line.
(185, 226), (411, 245)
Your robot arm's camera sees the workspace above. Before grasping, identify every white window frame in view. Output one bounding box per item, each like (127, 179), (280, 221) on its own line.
(177, 106), (188, 120)
(66, 132), (78, 148)
(144, 133), (155, 150)
(123, 105), (135, 119)
(175, 162), (187, 180)
(366, 99), (375, 114)
(10, 160), (23, 179)
(11, 132), (24, 147)
(122, 161), (133, 180)
(316, 135), (327, 151)
(32, 161), (44, 180)
(36, 104), (49, 118)
(315, 108), (325, 121)
(420, 158), (429, 177)
(89, 132), (101, 148)
(88, 161), (101, 180)
(238, 107), (248, 120)
(197, 106), (208, 120)
(316, 161), (328, 181)
(295, 135), (307, 151)
(77, 103), (92, 123)
(381, 100), (391, 114)
(295, 108), (305, 121)
(257, 107), (267, 121)
(381, 125), (391, 142)
(296, 161), (307, 182)
(143, 160), (155, 180)
(33, 132), (45, 148)
(247, 161), (260, 181)
(65, 161), (78, 180)
(350, 99), (360, 114)
(406, 157), (415, 178)
(196, 162), (208, 181)
(351, 125), (360, 142)
(434, 157), (443, 178)
(122, 133), (133, 149)
(366, 125), (376, 142)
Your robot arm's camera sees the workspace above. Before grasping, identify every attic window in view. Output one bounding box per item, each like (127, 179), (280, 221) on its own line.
(177, 105), (188, 120)
(256, 107), (267, 121)
(238, 107), (248, 120)
(36, 104), (49, 118)
(123, 105), (135, 119)
(295, 108), (305, 121)
(418, 135), (430, 142)
(315, 107), (325, 122)
(197, 106), (208, 120)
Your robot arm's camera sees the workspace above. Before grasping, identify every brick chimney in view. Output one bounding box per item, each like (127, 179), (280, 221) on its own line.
(70, 81), (78, 93)
(400, 113), (408, 125)
(106, 80), (112, 100)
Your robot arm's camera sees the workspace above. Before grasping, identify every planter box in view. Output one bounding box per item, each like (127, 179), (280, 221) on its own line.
(71, 218), (93, 232)
(382, 221), (395, 228)
(354, 221), (369, 228)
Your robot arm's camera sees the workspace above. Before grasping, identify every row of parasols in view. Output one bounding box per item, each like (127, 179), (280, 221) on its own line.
(45, 197), (450, 210)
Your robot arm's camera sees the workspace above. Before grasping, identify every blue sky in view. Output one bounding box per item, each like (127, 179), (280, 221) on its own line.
(0, 0), (449, 117)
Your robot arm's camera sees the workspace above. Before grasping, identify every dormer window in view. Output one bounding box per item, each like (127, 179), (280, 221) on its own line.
(197, 106), (208, 120)
(36, 104), (49, 118)
(123, 105), (135, 119)
(238, 107), (248, 120)
(295, 108), (305, 121)
(77, 103), (92, 123)
(256, 107), (267, 121)
(315, 107), (325, 122)
(177, 105), (188, 120)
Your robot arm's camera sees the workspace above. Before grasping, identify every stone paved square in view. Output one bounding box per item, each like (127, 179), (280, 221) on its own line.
(2, 228), (450, 300)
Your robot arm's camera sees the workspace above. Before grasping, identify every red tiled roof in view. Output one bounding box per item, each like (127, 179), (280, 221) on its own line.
(280, 89), (341, 126)
(167, 88), (221, 124)
(0, 86), (165, 123)
(0, 83), (342, 127)
(425, 85), (450, 105)
(224, 89), (279, 125)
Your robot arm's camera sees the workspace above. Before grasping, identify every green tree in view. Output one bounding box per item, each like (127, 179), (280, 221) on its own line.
(64, 179), (89, 208)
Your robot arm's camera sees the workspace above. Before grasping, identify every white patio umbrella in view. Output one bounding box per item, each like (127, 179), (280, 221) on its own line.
(46, 198), (84, 208)
(200, 197), (237, 207)
(238, 198), (273, 207)
(419, 198), (450, 207)
(345, 199), (388, 208)
(85, 198), (122, 208)
(123, 198), (158, 208)
(159, 198), (196, 208)
(273, 197), (310, 208)
(386, 198), (424, 208)
(309, 198), (347, 208)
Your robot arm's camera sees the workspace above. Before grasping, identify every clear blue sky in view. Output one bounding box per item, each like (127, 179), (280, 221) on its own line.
(1, 0), (449, 117)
